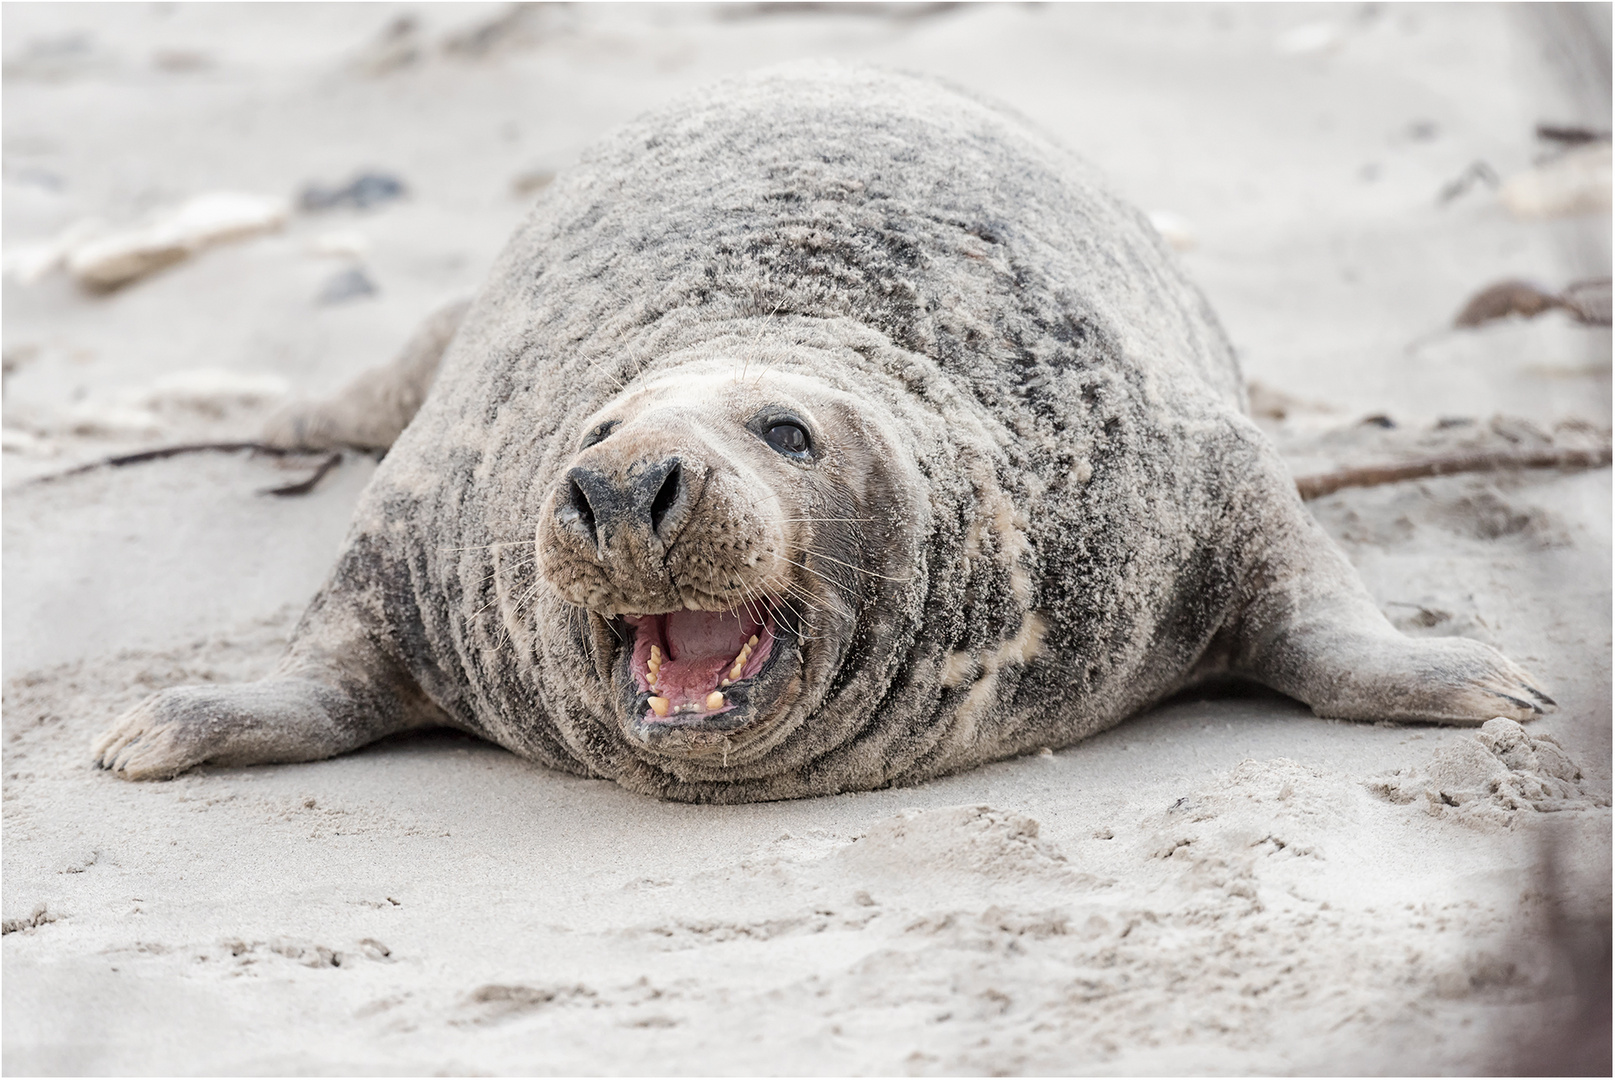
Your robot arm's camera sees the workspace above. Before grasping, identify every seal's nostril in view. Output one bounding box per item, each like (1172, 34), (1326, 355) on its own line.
(569, 477), (598, 544)
(650, 461), (681, 536)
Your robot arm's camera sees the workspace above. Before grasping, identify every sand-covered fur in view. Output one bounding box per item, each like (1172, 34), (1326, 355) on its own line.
(93, 63), (1552, 801)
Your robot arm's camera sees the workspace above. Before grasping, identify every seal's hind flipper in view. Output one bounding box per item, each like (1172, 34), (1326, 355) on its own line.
(1235, 603), (1555, 724)
(1222, 461), (1555, 725)
(263, 296), (470, 452)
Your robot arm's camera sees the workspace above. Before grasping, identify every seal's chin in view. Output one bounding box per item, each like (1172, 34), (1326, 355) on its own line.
(611, 605), (796, 748)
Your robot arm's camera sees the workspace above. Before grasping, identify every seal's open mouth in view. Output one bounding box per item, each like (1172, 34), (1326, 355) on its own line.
(614, 605), (793, 741)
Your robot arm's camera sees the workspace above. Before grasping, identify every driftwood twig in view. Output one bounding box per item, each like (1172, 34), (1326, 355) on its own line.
(25, 442), (324, 489)
(1295, 445), (1612, 500)
(260, 452), (344, 497)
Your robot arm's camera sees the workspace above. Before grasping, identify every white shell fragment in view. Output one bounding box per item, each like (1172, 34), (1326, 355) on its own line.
(1500, 142), (1613, 219)
(2, 219), (107, 285)
(63, 192), (290, 290)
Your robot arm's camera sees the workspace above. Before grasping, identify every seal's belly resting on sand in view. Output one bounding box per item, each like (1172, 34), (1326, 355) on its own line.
(93, 63), (1554, 802)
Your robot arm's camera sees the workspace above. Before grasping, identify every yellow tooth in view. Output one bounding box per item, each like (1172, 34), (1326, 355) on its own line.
(647, 672), (658, 687)
(705, 691), (725, 710)
(649, 646), (662, 665)
(729, 662), (743, 680)
(647, 696), (670, 717)
(721, 678), (732, 687)
(748, 635), (758, 647)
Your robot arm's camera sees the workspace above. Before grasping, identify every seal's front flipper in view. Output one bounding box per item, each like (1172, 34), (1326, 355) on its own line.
(92, 624), (445, 781)
(1226, 472), (1556, 725)
(263, 295), (470, 452)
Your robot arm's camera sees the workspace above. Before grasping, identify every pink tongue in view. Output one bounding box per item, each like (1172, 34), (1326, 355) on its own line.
(656, 610), (760, 701)
(664, 610), (753, 659)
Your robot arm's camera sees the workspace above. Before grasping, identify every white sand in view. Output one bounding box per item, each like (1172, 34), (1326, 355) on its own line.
(3, 4), (1609, 1074)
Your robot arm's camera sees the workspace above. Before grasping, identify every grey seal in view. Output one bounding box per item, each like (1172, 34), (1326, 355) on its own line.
(92, 63), (1554, 802)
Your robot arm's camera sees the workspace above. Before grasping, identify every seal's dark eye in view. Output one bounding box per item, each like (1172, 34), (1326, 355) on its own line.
(763, 422), (810, 455)
(582, 419), (619, 449)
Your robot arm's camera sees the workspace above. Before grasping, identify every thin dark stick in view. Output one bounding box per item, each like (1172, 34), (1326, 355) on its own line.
(261, 452), (344, 497)
(1295, 445), (1612, 500)
(1535, 123), (1611, 146)
(25, 441), (320, 486)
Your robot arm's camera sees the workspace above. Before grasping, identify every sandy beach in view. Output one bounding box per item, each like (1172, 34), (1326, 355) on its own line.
(3, 3), (1610, 1074)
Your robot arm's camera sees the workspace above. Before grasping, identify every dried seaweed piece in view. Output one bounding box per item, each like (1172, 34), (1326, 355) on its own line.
(1453, 277), (1612, 328)
(1453, 280), (1562, 327)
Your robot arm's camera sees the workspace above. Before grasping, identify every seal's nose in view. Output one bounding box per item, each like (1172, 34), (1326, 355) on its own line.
(565, 472), (603, 546)
(646, 459), (683, 536)
(561, 456), (685, 552)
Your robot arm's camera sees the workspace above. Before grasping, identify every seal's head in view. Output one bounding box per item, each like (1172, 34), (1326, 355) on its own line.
(536, 353), (924, 768)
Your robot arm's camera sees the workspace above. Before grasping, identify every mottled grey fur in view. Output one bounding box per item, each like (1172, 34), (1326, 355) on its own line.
(94, 63), (1552, 802)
